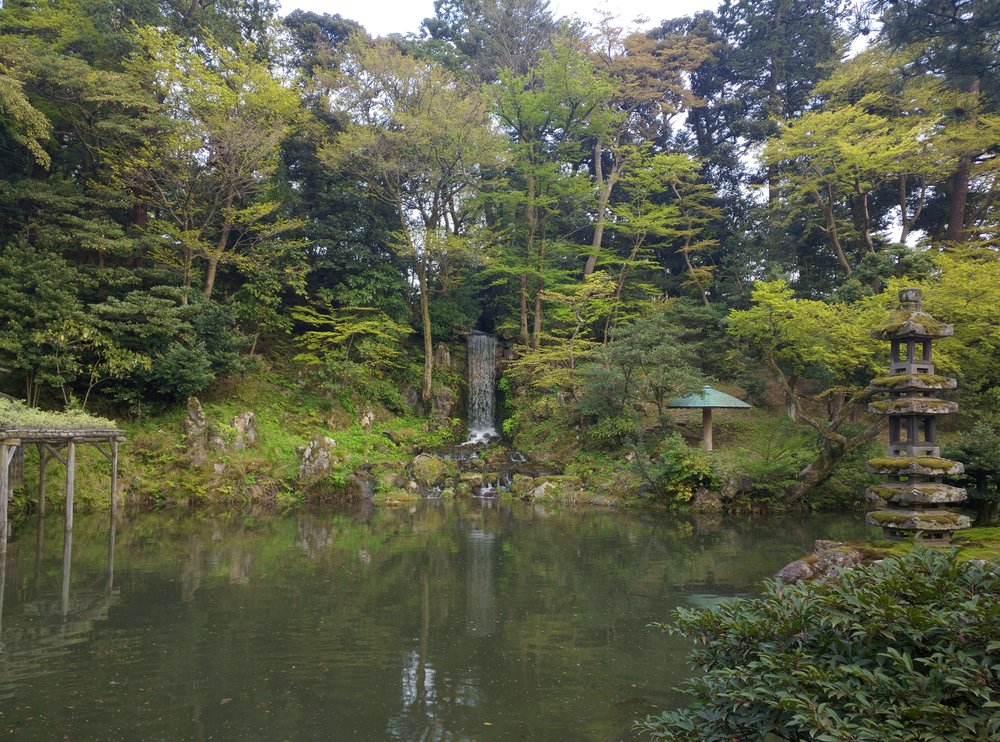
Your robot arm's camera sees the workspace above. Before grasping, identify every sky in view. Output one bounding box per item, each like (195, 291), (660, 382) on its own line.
(280, 0), (721, 38)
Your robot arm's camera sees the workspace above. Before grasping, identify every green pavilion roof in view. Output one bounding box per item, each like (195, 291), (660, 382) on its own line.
(667, 385), (752, 409)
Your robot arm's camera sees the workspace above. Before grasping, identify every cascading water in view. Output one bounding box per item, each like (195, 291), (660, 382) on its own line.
(465, 332), (498, 445)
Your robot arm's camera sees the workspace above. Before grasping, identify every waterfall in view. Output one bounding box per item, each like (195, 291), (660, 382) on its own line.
(466, 332), (498, 444)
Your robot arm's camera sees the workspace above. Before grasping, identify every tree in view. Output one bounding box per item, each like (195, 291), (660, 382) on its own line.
(123, 28), (303, 302)
(492, 41), (612, 347)
(421, 0), (560, 81)
(861, 0), (1000, 241)
(322, 35), (505, 404)
(715, 0), (849, 202)
(728, 280), (886, 501)
(0, 243), (84, 406)
(580, 305), (705, 435)
(581, 15), (713, 278)
(0, 40), (52, 169)
(765, 106), (905, 274)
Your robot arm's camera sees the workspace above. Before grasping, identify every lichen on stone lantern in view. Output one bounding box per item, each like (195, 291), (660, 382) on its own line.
(865, 288), (971, 544)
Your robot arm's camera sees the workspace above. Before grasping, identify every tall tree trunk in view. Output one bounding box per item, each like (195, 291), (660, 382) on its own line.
(946, 154), (973, 242)
(417, 257), (434, 405)
(583, 141), (620, 277)
(519, 273), (529, 346)
(946, 77), (980, 242)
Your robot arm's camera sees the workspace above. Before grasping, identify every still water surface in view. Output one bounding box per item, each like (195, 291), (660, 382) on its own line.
(0, 502), (877, 740)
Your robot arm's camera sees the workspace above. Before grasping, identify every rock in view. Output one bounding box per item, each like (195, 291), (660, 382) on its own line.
(459, 472), (484, 489)
(325, 402), (353, 431)
(775, 559), (815, 583)
(813, 540), (845, 553)
(434, 343), (451, 371)
(382, 430), (405, 446)
(432, 386), (456, 418)
(411, 453), (447, 489)
(183, 397), (211, 466)
(299, 436), (338, 486)
(811, 548), (866, 580)
(231, 412), (259, 450)
(511, 474), (535, 495)
(776, 546), (871, 584)
(359, 408), (376, 432)
(213, 463), (226, 475)
(525, 480), (559, 500)
(690, 488), (723, 513)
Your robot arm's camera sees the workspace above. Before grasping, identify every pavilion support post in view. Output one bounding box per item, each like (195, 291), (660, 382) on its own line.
(0, 442), (10, 554)
(65, 440), (76, 533)
(110, 439), (119, 522)
(38, 444), (47, 518)
(61, 527), (72, 618)
(702, 408), (714, 452)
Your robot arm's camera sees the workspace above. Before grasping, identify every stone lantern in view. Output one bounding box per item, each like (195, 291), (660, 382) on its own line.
(865, 288), (971, 544)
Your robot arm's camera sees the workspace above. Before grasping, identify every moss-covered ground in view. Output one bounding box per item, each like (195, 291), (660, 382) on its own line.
(6, 365), (463, 520)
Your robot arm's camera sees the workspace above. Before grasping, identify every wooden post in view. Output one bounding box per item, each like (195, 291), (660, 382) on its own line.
(65, 440), (76, 532)
(61, 527), (72, 618)
(702, 407), (714, 452)
(110, 439), (119, 522)
(0, 442), (8, 554)
(38, 444), (47, 518)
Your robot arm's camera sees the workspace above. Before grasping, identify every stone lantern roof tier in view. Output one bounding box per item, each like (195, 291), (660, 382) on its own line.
(869, 374), (957, 393)
(866, 509), (973, 532)
(867, 455), (964, 477)
(868, 398), (958, 416)
(866, 482), (967, 507)
(871, 308), (954, 340)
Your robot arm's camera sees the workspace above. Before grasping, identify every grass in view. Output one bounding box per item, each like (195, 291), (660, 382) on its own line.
(7, 368), (462, 518)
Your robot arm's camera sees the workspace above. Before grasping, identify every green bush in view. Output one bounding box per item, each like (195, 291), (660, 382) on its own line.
(637, 433), (721, 503)
(638, 548), (1000, 741)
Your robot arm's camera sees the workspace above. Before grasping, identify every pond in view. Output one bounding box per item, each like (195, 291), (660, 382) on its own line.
(0, 502), (877, 740)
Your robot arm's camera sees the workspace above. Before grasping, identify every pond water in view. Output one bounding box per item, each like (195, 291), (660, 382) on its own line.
(0, 502), (877, 740)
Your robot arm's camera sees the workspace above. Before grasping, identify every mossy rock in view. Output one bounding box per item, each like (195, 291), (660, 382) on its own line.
(511, 474), (535, 495)
(869, 374), (956, 392)
(373, 489), (422, 506)
(866, 508), (972, 531)
(868, 398), (958, 416)
(866, 482), (967, 507)
(867, 456), (964, 477)
(459, 472), (485, 488)
(872, 309), (953, 339)
(411, 453), (447, 488)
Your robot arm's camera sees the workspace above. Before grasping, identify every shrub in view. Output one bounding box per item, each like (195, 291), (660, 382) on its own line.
(638, 548), (1000, 741)
(636, 433), (721, 503)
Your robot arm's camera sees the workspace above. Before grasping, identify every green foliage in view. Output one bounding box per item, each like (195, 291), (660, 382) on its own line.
(93, 289), (251, 411)
(634, 433), (721, 503)
(944, 420), (1000, 501)
(290, 303), (413, 410)
(639, 548), (1000, 741)
(579, 305), (705, 436)
(0, 243), (85, 405)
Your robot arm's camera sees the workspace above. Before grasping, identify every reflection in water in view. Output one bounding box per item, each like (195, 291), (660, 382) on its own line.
(0, 503), (877, 740)
(466, 528), (498, 636)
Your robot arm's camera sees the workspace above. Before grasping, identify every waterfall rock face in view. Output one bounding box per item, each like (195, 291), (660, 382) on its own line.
(466, 333), (498, 444)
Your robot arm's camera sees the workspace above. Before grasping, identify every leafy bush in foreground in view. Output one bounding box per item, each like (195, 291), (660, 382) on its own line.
(639, 548), (1000, 741)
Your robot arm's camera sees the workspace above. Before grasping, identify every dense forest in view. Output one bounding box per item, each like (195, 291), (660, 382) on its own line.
(1, 0), (999, 508)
